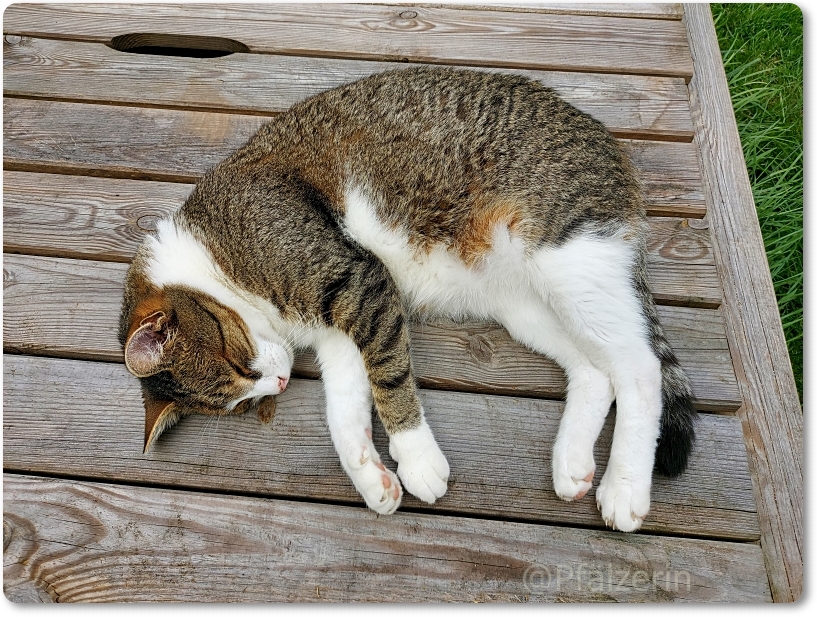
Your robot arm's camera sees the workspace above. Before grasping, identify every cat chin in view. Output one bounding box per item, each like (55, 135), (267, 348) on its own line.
(249, 339), (292, 385)
(243, 375), (289, 399)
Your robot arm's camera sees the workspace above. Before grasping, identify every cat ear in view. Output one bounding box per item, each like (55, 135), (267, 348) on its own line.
(142, 388), (181, 453)
(231, 396), (277, 424)
(125, 311), (175, 378)
(256, 396), (277, 424)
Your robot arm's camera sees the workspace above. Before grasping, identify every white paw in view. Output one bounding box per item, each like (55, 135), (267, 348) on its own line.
(595, 466), (651, 532)
(346, 443), (402, 515)
(552, 440), (595, 502)
(389, 421), (450, 504)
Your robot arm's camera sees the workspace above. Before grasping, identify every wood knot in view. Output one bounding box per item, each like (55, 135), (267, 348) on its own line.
(3, 268), (16, 288)
(137, 215), (160, 232)
(468, 334), (494, 363)
(387, 9), (430, 33)
(4, 35), (26, 46)
(3, 519), (13, 552)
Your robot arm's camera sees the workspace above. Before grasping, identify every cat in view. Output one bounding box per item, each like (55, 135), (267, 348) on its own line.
(119, 66), (696, 532)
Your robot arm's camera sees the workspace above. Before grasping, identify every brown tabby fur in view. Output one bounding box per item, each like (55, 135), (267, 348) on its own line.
(120, 67), (673, 456)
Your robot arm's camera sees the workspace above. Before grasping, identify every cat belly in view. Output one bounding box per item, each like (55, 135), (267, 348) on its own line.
(342, 184), (530, 319)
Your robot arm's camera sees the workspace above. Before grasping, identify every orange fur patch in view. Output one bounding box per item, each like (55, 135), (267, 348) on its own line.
(128, 291), (167, 340)
(454, 199), (524, 266)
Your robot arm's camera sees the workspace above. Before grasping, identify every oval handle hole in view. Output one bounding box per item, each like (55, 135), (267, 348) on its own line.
(109, 33), (250, 58)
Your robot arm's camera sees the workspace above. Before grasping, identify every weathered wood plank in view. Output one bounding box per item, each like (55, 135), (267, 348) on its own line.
(3, 355), (759, 541)
(3, 36), (694, 141)
(2, 99), (708, 217)
(1, 172), (721, 308)
(1, 253), (741, 411)
(2, 3), (694, 79)
(420, 3), (684, 19)
(2, 474), (770, 602)
(684, 4), (803, 602)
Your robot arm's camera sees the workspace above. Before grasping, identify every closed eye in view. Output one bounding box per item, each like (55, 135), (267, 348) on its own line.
(226, 359), (261, 380)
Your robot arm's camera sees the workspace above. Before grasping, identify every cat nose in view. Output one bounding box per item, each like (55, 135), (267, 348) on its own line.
(277, 376), (289, 392)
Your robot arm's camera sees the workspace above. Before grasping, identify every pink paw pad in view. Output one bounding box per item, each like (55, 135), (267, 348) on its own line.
(575, 471), (595, 499)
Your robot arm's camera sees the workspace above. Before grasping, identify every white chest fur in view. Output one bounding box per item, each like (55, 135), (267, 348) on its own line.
(143, 220), (293, 346)
(341, 183), (532, 320)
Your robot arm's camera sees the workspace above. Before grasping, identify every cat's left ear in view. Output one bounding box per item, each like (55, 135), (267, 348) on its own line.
(125, 310), (176, 378)
(142, 387), (181, 453)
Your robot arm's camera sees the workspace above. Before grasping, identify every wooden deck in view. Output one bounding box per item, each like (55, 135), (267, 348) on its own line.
(2, 3), (801, 602)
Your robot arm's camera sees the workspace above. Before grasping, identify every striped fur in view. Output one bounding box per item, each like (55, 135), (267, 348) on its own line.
(120, 67), (695, 526)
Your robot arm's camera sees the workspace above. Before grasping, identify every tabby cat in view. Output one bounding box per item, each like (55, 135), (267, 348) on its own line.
(119, 67), (696, 532)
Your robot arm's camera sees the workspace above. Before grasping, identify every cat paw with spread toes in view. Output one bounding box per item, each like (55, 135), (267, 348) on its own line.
(595, 468), (651, 532)
(389, 422), (450, 504)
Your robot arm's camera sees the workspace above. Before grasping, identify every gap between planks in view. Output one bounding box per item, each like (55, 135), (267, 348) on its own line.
(402, 3), (684, 19)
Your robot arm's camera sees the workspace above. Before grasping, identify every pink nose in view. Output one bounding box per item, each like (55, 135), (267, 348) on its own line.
(277, 376), (289, 392)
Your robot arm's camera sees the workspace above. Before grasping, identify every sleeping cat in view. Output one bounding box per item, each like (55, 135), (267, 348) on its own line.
(119, 66), (696, 532)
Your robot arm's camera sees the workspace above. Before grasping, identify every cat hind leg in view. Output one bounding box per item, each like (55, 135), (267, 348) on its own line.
(496, 297), (613, 502)
(533, 234), (662, 532)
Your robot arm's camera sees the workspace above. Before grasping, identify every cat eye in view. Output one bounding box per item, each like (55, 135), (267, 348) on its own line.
(226, 359), (261, 380)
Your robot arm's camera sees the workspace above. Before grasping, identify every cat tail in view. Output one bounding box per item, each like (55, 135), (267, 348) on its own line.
(633, 254), (698, 477)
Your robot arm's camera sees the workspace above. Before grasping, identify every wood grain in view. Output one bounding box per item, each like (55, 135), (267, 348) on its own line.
(1, 172), (721, 308)
(2, 3), (694, 79)
(1, 253), (742, 411)
(2, 99), (708, 217)
(421, 3), (684, 19)
(3, 35), (694, 142)
(3, 355), (759, 541)
(684, 4), (803, 602)
(2, 474), (770, 602)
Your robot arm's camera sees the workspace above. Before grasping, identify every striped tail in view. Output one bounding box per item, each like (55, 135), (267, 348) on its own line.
(634, 262), (698, 476)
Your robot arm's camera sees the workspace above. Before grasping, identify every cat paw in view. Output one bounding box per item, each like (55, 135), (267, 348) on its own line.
(347, 444), (402, 515)
(389, 422), (449, 504)
(595, 466), (651, 532)
(552, 443), (595, 501)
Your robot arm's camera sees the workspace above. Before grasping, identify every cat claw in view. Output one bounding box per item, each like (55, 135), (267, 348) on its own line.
(347, 445), (402, 515)
(595, 467), (650, 532)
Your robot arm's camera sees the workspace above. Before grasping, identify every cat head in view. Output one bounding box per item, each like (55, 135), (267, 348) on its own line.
(122, 285), (292, 453)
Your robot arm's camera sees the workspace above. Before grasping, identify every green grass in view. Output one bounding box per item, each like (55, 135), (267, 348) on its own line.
(711, 3), (803, 401)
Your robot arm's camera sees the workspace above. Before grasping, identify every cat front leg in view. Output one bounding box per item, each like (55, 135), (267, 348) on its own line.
(314, 328), (402, 514)
(319, 255), (449, 505)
